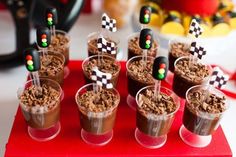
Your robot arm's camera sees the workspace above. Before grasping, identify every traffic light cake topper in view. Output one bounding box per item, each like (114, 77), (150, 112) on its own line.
(45, 7), (58, 27)
(23, 48), (40, 72)
(139, 6), (152, 24)
(139, 28), (153, 50)
(152, 56), (169, 80)
(36, 27), (51, 48)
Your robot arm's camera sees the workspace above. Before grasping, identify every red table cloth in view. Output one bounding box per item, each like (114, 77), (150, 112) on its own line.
(5, 61), (232, 157)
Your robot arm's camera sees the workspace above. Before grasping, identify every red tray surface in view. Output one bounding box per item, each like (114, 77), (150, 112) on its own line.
(5, 61), (232, 157)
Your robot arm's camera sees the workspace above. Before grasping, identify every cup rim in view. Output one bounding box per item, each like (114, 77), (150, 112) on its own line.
(127, 31), (160, 51)
(82, 54), (121, 78)
(126, 55), (155, 74)
(174, 56), (212, 81)
(38, 49), (65, 66)
(168, 37), (191, 53)
(75, 83), (120, 114)
(18, 78), (62, 111)
(135, 85), (180, 118)
(87, 31), (120, 50)
(185, 84), (229, 117)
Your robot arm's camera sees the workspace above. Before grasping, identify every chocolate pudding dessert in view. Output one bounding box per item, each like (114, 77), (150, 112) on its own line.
(136, 87), (179, 137)
(173, 57), (210, 98)
(19, 81), (61, 129)
(88, 38), (118, 58)
(168, 42), (190, 72)
(48, 30), (70, 65)
(183, 87), (227, 136)
(82, 55), (120, 87)
(39, 52), (65, 85)
(127, 56), (154, 97)
(76, 86), (120, 134)
(128, 34), (158, 60)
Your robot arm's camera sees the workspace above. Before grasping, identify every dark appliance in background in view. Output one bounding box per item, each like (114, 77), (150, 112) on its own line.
(0, 0), (84, 68)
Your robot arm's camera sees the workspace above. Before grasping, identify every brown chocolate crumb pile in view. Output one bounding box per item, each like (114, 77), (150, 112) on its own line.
(128, 59), (154, 84)
(84, 58), (119, 76)
(187, 89), (226, 114)
(49, 34), (69, 51)
(128, 37), (158, 55)
(20, 84), (60, 113)
(78, 89), (119, 112)
(175, 58), (210, 82)
(138, 89), (177, 115)
(170, 42), (190, 58)
(39, 55), (63, 77)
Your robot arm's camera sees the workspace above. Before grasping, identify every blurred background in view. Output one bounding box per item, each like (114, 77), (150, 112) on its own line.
(1, 0), (236, 156)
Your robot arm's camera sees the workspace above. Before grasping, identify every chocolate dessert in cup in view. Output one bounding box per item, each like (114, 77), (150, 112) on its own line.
(168, 38), (190, 73)
(127, 32), (159, 60)
(45, 8), (71, 78)
(179, 84), (229, 147)
(38, 50), (65, 86)
(172, 56), (211, 99)
(82, 54), (121, 88)
(87, 32), (120, 59)
(126, 56), (154, 110)
(48, 30), (70, 78)
(17, 78), (62, 141)
(135, 85), (180, 148)
(75, 83), (120, 145)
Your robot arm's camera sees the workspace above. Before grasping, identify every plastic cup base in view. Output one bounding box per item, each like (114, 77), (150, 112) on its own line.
(179, 125), (212, 148)
(127, 94), (137, 111)
(135, 128), (167, 149)
(81, 129), (113, 146)
(28, 121), (61, 142)
(64, 66), (70, 79)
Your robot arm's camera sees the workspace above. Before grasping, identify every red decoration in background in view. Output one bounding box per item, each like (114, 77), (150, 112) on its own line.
(0, 3), (6, 10)
(161, 0), (220, 16)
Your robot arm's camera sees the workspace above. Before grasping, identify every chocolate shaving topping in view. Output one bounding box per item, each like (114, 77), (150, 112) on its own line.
(77, 89), (119, 112)
(128, 59), (154, 84)
(170, 42), (190, 58)
(84, 58), (119, 76)
(187, 89), (226, 114)
(128, 36), (158, 56)
(20, 84), (60, 113)
(175, 58), (210, 83)
(138, 89), (177, 115)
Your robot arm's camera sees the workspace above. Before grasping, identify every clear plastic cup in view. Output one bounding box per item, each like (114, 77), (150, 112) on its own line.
(48, 30), (70, 78)
(135, 85), (180, 148)
(38, 50), (65, 86)
(87, 32), (120, 59)
(82, 54), (121, 88)
(127, 32), (159, 60)
(172, 56), (211, 98)
(17, 78), (62, 141)
(179, 85), (229, 147)
(75, 83), (120, 146)
(168, 38), (190, 73)
(126, 56), (155, 110)
(48, 30), (70, 65)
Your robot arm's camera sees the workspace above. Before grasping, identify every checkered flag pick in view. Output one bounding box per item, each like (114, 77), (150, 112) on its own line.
(101, 13), (117, 32)
(91, 67), (113, 89)
(189, 19), (203, 38)
(97, 37), (116, 55)
(189, 42), (206, 59)
(209, 67), (229, 89)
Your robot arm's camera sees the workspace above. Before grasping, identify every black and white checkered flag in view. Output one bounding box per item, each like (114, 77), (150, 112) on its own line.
(101, 13), (117, 32)
(209, 67), (229, 89)
(189, 19), (203, 38)
(97, 37), (116, 55)
(189, 42), (206, 59)
(91, 67), (113, 89)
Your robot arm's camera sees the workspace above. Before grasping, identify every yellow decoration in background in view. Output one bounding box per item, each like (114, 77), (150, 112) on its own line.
(160, 22), (185, 36)
(211, 23), (231, 36)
